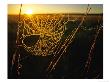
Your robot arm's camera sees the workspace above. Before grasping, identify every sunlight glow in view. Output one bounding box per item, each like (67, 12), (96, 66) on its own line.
(25, 9), (33, 15)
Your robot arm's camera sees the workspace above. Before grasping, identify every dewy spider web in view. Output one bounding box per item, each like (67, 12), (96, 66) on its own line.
(19, 15), (66, 56)
(17, 9), (78, 56)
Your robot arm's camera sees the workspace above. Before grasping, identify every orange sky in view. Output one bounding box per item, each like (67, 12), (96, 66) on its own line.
(8, 4), (103, 15)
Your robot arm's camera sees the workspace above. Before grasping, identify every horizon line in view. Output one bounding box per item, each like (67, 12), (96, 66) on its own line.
(8, 13), (103, 15)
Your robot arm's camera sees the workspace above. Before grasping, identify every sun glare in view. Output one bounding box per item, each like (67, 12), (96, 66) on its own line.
(25, 9), (33, 15)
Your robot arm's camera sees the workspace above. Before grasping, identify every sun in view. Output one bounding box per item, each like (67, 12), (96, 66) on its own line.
(25, 9), (33, 15)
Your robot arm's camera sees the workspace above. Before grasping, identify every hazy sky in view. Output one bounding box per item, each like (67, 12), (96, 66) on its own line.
(8, 4), (103, 14)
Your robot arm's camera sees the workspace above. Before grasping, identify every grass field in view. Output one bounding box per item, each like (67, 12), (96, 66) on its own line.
(8, 14), (103, 79)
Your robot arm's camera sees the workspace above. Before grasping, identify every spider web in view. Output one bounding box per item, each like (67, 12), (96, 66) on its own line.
(17, 14), (77, 56)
